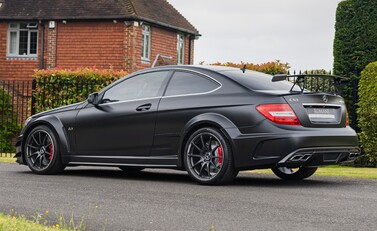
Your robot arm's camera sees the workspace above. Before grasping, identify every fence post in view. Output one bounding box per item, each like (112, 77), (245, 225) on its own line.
(31, 79), (36, 115)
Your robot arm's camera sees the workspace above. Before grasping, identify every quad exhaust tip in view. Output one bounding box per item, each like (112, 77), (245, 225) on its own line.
(349, 152), (360, 159)
(289, 153), (312, 162)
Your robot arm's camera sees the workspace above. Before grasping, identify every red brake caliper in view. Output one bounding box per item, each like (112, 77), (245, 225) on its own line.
(217, 146), (223, 164)
(49, 141), (53, 160)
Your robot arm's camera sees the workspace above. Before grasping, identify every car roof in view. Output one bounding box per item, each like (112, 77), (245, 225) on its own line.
(144, 65), (271, 77)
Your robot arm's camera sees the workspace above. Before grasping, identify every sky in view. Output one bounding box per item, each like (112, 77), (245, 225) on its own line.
(168, 0), (342, 72)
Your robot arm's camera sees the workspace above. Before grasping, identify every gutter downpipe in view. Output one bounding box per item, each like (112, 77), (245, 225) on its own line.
(39, 21), (45, 69)
(188, 35), (193, 65)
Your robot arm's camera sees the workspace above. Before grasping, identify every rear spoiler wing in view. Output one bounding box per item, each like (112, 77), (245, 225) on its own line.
(272, 74), (349, 82)
(272, 74), (350, 94)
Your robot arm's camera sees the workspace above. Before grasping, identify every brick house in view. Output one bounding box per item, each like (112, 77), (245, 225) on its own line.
(0, 0), (199, 80)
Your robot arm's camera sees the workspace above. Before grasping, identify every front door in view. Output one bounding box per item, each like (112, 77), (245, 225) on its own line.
(74, 71), (170, 157)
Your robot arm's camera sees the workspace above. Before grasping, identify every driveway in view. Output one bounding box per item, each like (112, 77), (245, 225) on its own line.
(0, 163), (376, 230)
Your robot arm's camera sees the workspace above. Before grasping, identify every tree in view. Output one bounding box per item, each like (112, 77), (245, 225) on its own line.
(209, 60), (290, 75)
(334, 0), (377, 77)
(333, 0), (377, 128)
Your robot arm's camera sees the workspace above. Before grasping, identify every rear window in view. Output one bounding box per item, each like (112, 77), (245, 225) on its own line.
(222, 70), (300, 91)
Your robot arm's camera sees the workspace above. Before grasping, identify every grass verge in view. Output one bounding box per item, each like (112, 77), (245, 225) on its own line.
(0, 212), (68, 231)
(0, 154), (15, 163)
(251, 165), (377, 179)
(0, 208), (98, 231)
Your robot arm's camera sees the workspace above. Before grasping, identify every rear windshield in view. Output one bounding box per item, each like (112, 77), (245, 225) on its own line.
(221, 70), (300, 91)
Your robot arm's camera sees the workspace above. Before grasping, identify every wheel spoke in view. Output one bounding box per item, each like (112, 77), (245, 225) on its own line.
(32, 156), (39, 166)
(32, 134), (40, 146)
(28, 151), (39, 157)
(207, 162), (211, 177)
(38, 132), (42, 145)
(39, 155), (43, 168)
(200, 135), (205, 149)
(191, 159), (203, 169)
(211, 156), (222, 159)
(27, 144), (39, 150)
(210, 160), (218, 170)
(199, 162), (206, 176)
(188, 154), (202, 158)
(211, 145), (220, 154)
(42, 156), (48, 166)
(42, 134), (48, 146)
(208, 136), (212, 149)
(191, 142), (203, 152)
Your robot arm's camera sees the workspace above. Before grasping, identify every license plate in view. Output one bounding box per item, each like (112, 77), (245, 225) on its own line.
(305, 107), (338, 123)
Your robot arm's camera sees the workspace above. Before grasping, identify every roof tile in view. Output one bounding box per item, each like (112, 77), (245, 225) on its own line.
(0, 0), (198, 34)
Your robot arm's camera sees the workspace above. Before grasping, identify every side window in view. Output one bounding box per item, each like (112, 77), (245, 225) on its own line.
(177, 34), (185, 64)
(165, 71), (220, 96)
(7, 22), (38, 57)
(141, 25), (151, 61)
(102, 71), (169, 103)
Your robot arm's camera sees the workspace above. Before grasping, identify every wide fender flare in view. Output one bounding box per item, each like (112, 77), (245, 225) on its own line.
(177, 113), (242, 168)
(23, 115), (70, 164)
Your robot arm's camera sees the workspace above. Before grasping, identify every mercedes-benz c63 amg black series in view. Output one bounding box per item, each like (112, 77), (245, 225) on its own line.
(15, 65), (360, 185)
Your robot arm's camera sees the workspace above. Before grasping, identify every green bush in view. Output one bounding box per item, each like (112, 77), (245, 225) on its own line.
(209, 60), (290, 75)
(33, 68), (127, 113)
(358, 62), (377, 166)
(0, 89), (20, 153)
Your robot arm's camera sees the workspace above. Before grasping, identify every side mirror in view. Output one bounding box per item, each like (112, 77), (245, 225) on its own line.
(88, 92), (99, 106)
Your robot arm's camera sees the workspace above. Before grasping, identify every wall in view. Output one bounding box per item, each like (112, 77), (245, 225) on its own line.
(56, 21), (124, 70)
(0, 22), (46, 80)
(125, 22), (192, 72)
(0, 20), (196, 80)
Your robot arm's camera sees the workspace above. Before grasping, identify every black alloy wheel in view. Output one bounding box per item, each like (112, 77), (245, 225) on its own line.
(271, 166), (318, 180)
(184, 127), (238, 185)
(24, 125), (65, 174)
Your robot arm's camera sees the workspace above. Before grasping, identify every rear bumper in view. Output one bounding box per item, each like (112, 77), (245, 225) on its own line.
(276, 146), (360, 168)
(225, 121), (360, 170)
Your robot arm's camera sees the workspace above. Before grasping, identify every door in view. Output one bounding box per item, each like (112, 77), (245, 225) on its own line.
(75, 71), (170, 157)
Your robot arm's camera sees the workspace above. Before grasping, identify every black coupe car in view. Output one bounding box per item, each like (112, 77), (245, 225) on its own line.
(15, 65), (360, 185)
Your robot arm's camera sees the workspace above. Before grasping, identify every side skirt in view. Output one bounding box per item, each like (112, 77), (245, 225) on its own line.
(66, 155), (178, 168)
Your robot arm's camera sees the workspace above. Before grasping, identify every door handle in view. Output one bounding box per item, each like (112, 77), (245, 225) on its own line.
(136, 103), (152, 111)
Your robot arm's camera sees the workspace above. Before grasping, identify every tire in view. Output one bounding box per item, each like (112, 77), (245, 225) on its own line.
(271, 166), (318, 180)
(184, 127), (239, 185)
(24, 125), (65, 175)
(119, 167), (144, 172)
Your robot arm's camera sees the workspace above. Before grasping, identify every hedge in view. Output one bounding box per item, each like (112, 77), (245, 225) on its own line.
(0, 89), (20, 152)
(33, 68), (127, 113)
(358, 62), (377, 166)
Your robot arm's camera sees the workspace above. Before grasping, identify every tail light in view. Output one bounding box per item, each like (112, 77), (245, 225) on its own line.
(256, 104), (300, 126)
(346, 111), (349, 126)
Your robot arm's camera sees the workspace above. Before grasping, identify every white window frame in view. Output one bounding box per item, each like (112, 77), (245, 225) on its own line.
(177, 34), (185, 64)
(141, 25), (151, 61)
(7, 22), (39, 58)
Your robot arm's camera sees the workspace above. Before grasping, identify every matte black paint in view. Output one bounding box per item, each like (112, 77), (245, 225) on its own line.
(15, 65), (360, 170)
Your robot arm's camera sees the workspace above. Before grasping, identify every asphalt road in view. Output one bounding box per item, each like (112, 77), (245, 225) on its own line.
(0, 163), (376, 231)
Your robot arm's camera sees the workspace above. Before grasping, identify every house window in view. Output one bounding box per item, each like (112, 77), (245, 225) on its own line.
(141, 25), (151, 61)
(7, 23), (38, 57)
(177, 34), (185, 64)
